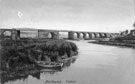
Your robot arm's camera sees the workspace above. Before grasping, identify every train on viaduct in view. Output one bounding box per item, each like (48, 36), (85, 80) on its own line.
(0, 28), (119, 40)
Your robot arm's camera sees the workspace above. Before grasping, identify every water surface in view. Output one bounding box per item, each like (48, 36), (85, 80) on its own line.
(2, 40), (135, 84)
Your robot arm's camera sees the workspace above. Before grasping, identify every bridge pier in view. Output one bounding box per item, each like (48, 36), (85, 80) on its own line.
(68, 31), (74, 40)
(78, 32), (83, 39)
(88, 33), (92, 39)
(12, 29), (20, 40)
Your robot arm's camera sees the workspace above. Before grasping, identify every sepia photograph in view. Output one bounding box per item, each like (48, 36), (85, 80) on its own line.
(0, 0), (135, 84)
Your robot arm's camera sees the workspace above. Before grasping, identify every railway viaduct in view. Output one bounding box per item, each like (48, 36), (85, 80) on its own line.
(0, 28), (119, 40)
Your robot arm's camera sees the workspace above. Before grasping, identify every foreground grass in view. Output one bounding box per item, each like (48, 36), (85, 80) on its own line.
(0, 39), (78, 72)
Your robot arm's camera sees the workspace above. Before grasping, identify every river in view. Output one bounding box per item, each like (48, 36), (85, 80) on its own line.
(2, 40), (135, 84)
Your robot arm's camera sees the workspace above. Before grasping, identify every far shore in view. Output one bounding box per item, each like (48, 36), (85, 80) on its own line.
(89, 40), (135, 48)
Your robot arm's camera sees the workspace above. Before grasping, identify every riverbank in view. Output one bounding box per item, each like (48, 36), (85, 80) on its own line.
(89, 40), (135, 48)
(0, 39), (78, 72)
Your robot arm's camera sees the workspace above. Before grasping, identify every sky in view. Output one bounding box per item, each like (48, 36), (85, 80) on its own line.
(0, 0), (135, 33)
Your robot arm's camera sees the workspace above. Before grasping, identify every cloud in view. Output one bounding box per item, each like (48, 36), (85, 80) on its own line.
(17, 11), (23, 18)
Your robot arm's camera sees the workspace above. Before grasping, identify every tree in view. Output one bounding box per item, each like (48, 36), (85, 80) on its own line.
(133, 22), (135, 28)
(125, 30), (128, 34)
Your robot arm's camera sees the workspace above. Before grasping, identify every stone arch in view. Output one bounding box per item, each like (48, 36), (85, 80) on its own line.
(98, 33), (103, 38)
(3, 30), (12, 37)
(91, 33), (95, 38)
(85, 33), (89, 39)
(99, 33), (106, 38)
(73, 32), (78, 39)
(104, 33), (108, 38)
(96, 33), (100, 38)
(79, 32), (84, 39)
(88, 33), (95, 39)
(102, 33), (105, 38)
(48, 32), (53, 38)
(0, 29), (15, 40)
(38, 31), (52, 39)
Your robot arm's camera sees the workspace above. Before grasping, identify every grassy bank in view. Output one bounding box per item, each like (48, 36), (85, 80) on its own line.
(89, 40), (135, 48)
(0, 39), (78, 72)
(89, 35), (135, 48)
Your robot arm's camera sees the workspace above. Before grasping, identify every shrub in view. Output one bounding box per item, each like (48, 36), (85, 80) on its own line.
(0, 39), (78, 71)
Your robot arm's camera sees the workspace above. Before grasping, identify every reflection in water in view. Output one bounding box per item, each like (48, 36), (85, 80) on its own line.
(62, 57), (77, 68)
(31, 72), (40, 79)
(1, 72), (29, 84)
(1, 57), (77, 84)
(1, 70), (39, 84)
